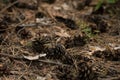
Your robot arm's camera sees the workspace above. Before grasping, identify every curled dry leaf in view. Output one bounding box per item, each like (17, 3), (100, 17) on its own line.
(88, 44), (120, 56)
(114, 46), (120, 50)
(87, 46), (106, 55)
(23, 54), (46, 60)
(89, 46), (105, 52)
(37, 76), (46, 80)
(23, 55), (39, 60)
(39, 54), (47, 57)
(36, 73), (53, 80)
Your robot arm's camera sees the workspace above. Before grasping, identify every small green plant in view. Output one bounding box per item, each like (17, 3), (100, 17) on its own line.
(107, 0), (118, 3)
(82, 27), (94, 38)
(95, 0), (118, 11)
(77, 20), (95, 39)
(95, 0), (104, 11)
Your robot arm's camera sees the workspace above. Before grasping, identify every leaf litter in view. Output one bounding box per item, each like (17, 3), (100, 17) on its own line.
(0, 0), (120, 80)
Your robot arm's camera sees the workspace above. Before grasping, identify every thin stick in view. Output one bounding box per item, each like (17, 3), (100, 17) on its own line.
(38, 59), (68, 66)
(0, 53), (68, 66)
(0, 0), (19, 13)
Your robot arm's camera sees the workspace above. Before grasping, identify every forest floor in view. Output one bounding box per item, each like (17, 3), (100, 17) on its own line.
(0, 0), (120, 80)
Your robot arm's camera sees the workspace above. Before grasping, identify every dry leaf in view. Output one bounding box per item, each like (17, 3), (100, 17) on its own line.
(23, 55), (39, 60)
(23, 54), (46, 60)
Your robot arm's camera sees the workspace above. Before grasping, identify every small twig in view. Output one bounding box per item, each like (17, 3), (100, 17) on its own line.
(15, 18), (28, 27)
(38, 59), (68, 66)
(10, 71), (33, 75)
(0, 53), (68, 66)
(0, 0), (19, 14)
(0, 53), (22, 60)
(0, 18), (28, 32)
